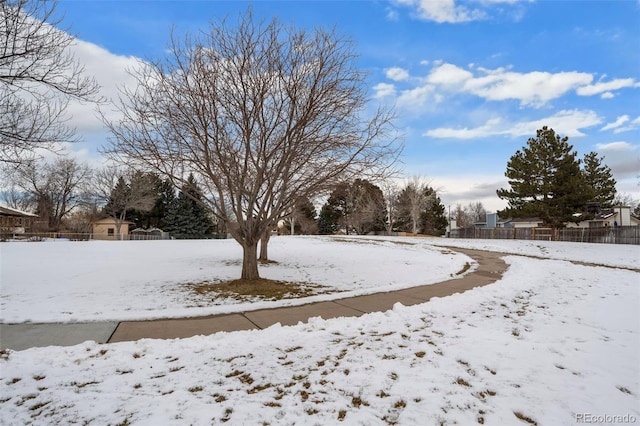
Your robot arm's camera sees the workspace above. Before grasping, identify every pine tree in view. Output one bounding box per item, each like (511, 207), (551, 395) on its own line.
(317, 204), (337, 235)
(421, 192), (448, 235)
(582, 152), (617, 209)
(318, 184), (350, 234)
(164, 174), (213, 237)
(497, 126), (589, 228)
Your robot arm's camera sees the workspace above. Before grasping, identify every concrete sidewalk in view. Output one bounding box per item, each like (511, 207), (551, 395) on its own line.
(0, 247), (506, 351)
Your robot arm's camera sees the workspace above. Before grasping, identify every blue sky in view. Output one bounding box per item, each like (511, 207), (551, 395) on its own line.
(54, 0), (640, 211)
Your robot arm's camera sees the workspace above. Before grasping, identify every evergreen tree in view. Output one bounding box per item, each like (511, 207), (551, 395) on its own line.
(421, 191), (448, 235)
(125, 174), (173, 229)
(104, 176), (130, 219)
(317, 184), (350, 234)
(497, 126), (589, 228)
(164, 174), (213, 236)
(582, 152), (617, 209)
(100, 170), (157, 237)
(316, 180), (386, 235)
(317, 203), (338, 235)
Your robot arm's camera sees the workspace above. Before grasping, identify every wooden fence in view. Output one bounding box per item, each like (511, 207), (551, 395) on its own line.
(449, 226), (640, 245)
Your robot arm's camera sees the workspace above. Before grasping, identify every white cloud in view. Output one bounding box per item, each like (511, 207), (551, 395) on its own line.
(424, 117), (503, 139)
(601, 115), (629, 131)
(576, 78), (638, 96)
(595, 141), (636, 152)
(463, 68), (592, 107)
(430, 176), (508, 212)
(396, 84), (435, 109)
(592, 142), (640, 180)
(373, 82), (397, 98)
(385, 67), (410, 81)
(424, 109), (602, 139)
(392, 0), (532, 23)
(65, 39), (143, 133)
(398, 0), (486, 23)
(384, 62), (614, 109)
(613, 116), (640, 134)
(427, 63), (473, 85)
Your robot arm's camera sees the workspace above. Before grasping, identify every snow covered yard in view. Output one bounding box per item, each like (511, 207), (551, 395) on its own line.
(1, 237), (639, 425)
(0, 236), (469, 323)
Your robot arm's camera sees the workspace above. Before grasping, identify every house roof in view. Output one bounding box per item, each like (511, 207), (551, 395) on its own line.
(0, 206), (38, 217)
(505, 217), (542, 223)
(92, 217), (135, 225)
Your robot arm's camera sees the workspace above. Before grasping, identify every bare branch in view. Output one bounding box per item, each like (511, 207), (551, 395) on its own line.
(0, 0), (101, 164)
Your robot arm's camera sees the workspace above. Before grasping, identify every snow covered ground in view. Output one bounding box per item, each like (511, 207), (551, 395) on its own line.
(1, 236), (639, 425)
(1, 236), (470, 323)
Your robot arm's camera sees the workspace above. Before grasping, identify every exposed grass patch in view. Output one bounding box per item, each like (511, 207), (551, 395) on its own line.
(29, 401), (51, 411)
(514, 411), (537, 425)
(248, 383), (272, 394)
(72, 381), (99, 388)
(351, 396), (367, 408)
(617, 386), (633, 395)
(455, 377), (471, 387)
(191, 278), (332, 302)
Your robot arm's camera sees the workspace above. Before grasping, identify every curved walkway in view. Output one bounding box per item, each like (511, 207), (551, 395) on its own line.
(0, 248), (507, 351)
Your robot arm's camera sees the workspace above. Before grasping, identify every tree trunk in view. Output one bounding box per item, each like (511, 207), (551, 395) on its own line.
(115, 220), (123, 240)
(259, 230), (271, 262)
(241, 241), (260, 280)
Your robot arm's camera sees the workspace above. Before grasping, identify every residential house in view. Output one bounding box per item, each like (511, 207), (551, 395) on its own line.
(567, 206), (639, 228)
(0, 206), (38, 234)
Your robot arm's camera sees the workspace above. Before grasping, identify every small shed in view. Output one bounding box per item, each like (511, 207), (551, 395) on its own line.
(92, 218), (134, 240)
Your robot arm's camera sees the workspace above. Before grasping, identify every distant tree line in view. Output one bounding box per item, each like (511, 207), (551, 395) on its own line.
(317, 177), (448, 236)
(1, 159), (218, 237)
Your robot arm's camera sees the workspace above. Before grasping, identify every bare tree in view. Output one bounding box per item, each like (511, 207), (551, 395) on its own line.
(0, 184), (34, 212)
(7, 157), (92, 231)
(347, 179), (386, 235)
(380, 179), (400, 233)
(397, 177), (432, 234)
(93, 167), (158, 238)
(0, 0), (100, 164)
(466, 201), (487, 223)
(103, 10), (400, 280)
